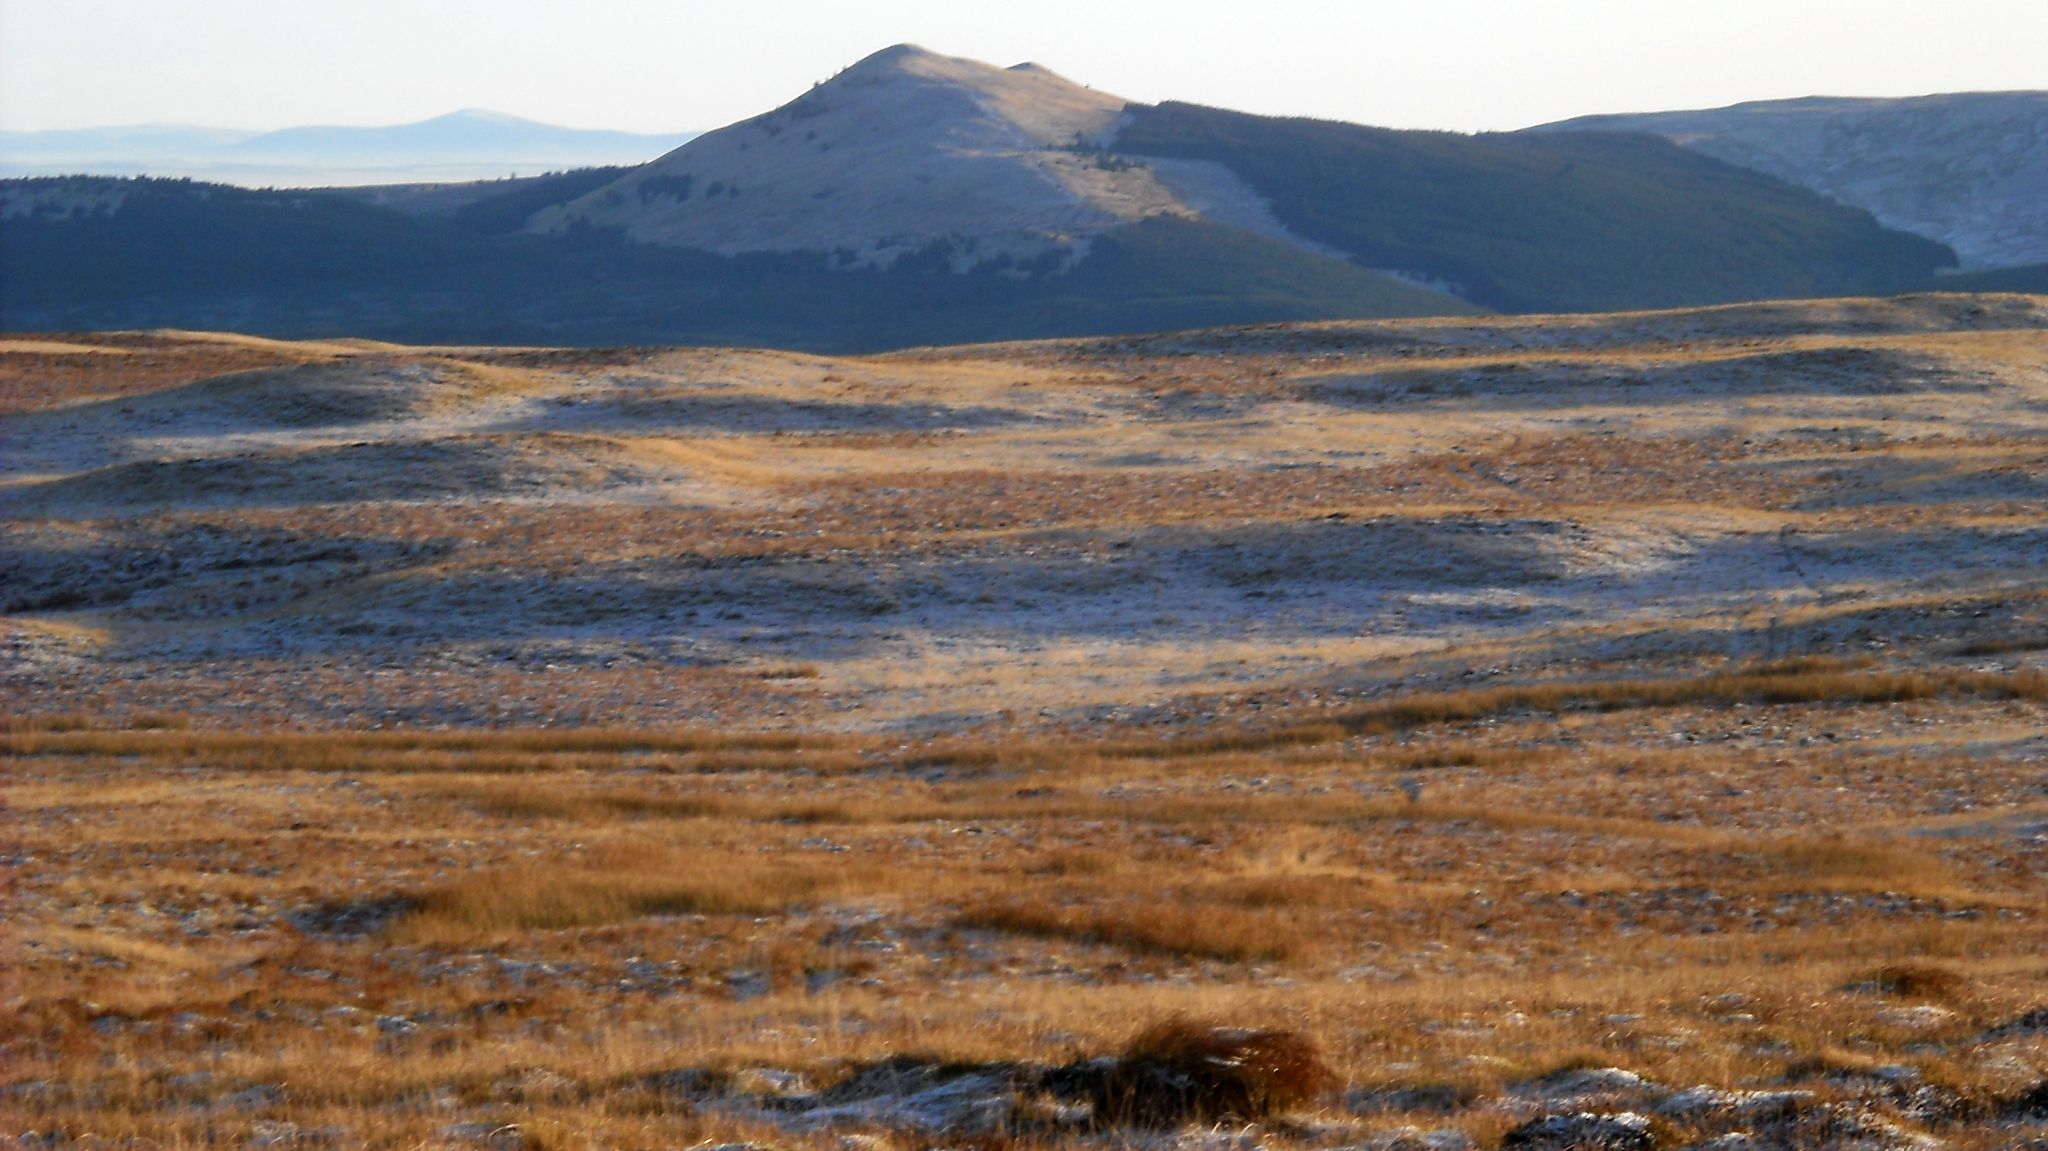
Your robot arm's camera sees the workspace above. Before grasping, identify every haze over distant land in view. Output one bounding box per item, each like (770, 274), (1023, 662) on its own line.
(4, 0), (2045, 138)
(0, 110), (699, 188)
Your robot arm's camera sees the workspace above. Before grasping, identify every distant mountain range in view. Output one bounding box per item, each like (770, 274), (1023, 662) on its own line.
(2, 46), (2032, 350)
(0, 109), (699, 187)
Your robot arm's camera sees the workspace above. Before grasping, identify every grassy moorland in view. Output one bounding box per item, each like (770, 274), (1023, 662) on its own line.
(8, 665), (2048, 1148)
(4, 294), (2048, 1148)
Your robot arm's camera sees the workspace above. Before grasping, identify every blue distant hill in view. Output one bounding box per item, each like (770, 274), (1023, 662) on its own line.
(0, 110), (698, 188)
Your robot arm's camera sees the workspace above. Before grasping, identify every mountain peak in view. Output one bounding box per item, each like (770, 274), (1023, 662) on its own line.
(531, 46), (1158, 267)
(819, 45), (1100, 138)
(843, 43), (948, 73)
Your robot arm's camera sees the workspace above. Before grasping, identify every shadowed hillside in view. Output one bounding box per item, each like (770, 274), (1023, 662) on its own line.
(1114, 101), (1956, 312)
(1535, 91), (2048, 271)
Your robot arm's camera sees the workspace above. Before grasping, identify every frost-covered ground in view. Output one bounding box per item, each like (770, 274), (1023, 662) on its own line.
(5, 294), (2047, 731)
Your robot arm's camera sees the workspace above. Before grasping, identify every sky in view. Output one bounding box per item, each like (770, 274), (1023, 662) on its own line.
(3, 0), (2045, 135)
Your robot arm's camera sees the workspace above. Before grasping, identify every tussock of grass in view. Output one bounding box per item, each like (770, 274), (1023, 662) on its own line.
(1845, 963), (1970, 1001)
(392, 846), (876, 942)
(439, 782), (732, 823)
(1752, 836), (1959, 891)
(437, 779), (940, 826)
(1079, 1017), (1337, 1127)
(2, 711), (192, 734)
(30, 927), (229, 972)
(0, 712), (99, 734)
(1026, 848), (1121, 878)
(954, 896), (1308, 962)
(1206, 872), (1382, 910)
(1952, 632), (2048, 657)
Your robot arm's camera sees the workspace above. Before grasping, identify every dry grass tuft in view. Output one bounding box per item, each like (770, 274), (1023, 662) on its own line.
(1, 712), (97, 734)
(1081, 1017), (1337, 1127)
(1846, 963), (1971, 1001)
(392, 845), (875, 942)
(1952, 632), (2048, 657)
(1756, 836), (1959, 891)
(954, 897), (1307, 963)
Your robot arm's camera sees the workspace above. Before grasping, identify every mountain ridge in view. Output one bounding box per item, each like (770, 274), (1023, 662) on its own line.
(0, 45), (1987, 349)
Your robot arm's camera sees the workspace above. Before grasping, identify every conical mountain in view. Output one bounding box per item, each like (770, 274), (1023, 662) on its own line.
(529, 44), (1196, 268)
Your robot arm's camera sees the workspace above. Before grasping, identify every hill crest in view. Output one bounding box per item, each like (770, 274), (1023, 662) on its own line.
(527, 44), (1283, 270)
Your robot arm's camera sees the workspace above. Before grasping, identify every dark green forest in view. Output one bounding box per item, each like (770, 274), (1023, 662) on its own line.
(1115, 102), (1956, 313)
(0, 177), (1463, 350)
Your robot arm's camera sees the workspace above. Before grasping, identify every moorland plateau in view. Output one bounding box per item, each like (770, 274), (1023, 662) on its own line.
(5, 294), (2048, 1148)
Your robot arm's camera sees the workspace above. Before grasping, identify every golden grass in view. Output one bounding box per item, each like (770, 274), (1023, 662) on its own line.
(954, 896), (1311, 963)
(11, 312), (2048, 1146)
(16, 662), (2038, 787)
(1092, 1017), (1339, 1126)
(1, 724), (846, 764)
(1953, 631), (2048, 657)
(1104, 662), (2048, 759)
(1758, 837), (1959, 888)
(392, 845), (883, 943)
(25, 926), (244, 973)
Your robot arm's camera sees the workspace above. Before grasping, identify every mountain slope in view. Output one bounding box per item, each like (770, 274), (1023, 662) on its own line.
(532, 45), (1232, 268)
(0, 177), (1470, 349)
(1112, 101), (1956, 313)
(530, 45), (1955, 310)
(1533, 92), (2048, 270)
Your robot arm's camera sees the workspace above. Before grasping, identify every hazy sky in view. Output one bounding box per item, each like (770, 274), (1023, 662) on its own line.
(4, 0), (2044, 134)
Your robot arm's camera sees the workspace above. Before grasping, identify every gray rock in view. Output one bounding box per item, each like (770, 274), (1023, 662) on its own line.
(436, 1121), (524, 1144)
(246, 1121), (346, 1147)
(1501, 1111), (1655, 1150)
(1655, 1085), (1812, 1120)
(1337, 1128), (1474, 1151)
